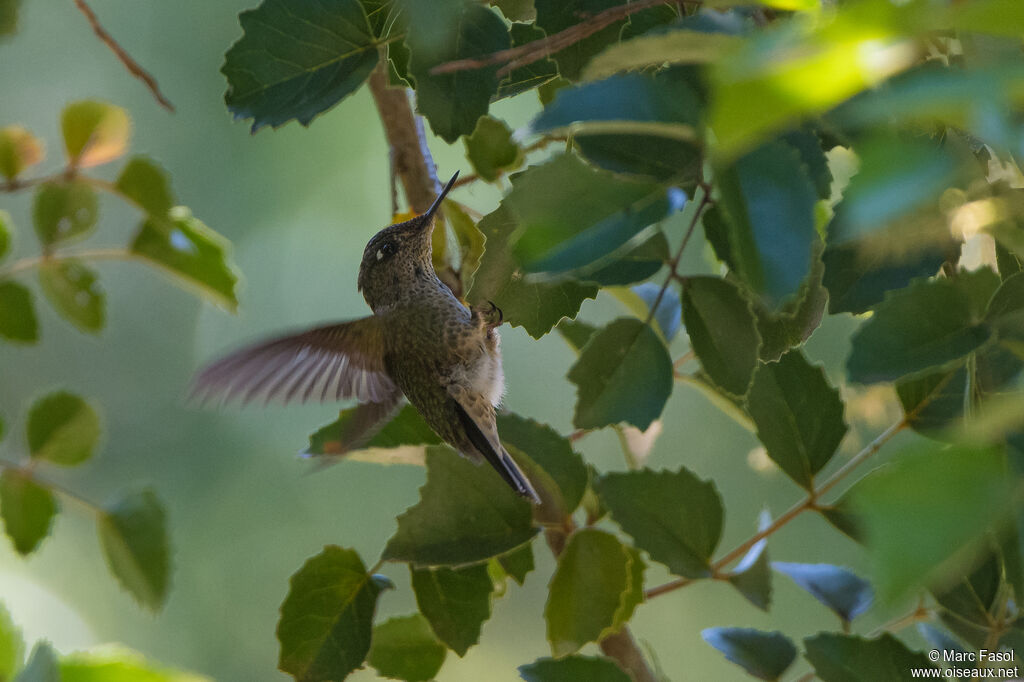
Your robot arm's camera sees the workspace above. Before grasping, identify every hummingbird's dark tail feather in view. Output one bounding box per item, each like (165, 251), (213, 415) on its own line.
(453, 402), (541, 505)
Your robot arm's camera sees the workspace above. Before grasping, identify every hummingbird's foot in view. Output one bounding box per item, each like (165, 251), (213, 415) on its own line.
(474, 300), (504, 330)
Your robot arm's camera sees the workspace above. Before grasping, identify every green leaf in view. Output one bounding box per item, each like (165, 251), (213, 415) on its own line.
(60, 100), (131, 168)
(498, 542), (534, 585)
(568, 318), (673, 430)
(17, 642), (59, 682)
(781, 129), (833, 201)
(58, 648), (211, 682)
(931, 548), (1000, 631)
(755, 244), (828, 361)
(278, 546), (389, 681)
(411, 563), (493, 656)
(33, 181), (98, 247)
(0, 470), (57, 555)
(467, 204), (596, 338)
(130, 209), (239, 311)
(0, 281), (38, 343)
(851, 442), (1015, 600)
(702, 628), (797, 681)
(0, 125), (44, 180)
(804, 633), (936, 682)
(496, 23), (557, 99)
(222, 0), (378, 132)
(464, 117), (521, 183)
(97, 488), (170, 611)
(545, 528), (642, 656)
(556, 318), (597, 353)
(304, 404), (439, 459)
(773, 562), (872, 623)
(491, 0), (534, 22)
(746, 350), (847, 489)
(712, 140), (819, 306)
(27, 391), (100, 466)
(407, 4), (510, 143)
(585, 231), (668, 286)
(726, 511), (772, 611)
(535, 0), (625, 81)
(382, 446), (539, 566)
(0, 210), (10, 262)
(507, 154), (683, 276)
(683, 276), (761, 395)
(519, 656), (631, 682)
(847, 276), (993, 384)
(368, 614), (446, 682)
(0, 602), (23, 682)
(496, 413), (587, 514)
(444, 200), (487, 294)
(0, 0), (20, 38)
(596, 468), (723, 579)
(116, 157), (174, 217)
(584, 26), (741, 81)
(38, 260), (105, 333)
(609, 281), (680, 341)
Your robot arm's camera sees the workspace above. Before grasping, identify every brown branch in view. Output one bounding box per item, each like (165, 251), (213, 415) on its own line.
(431, 0), (669, 78)
(72, 0), (174, 112)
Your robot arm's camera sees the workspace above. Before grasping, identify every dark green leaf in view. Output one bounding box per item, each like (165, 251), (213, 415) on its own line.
(0, 281), (38, 343)
(852, 442), (1014, 600)
(746, 350), (847, 489)
(498, 542), (534, 585)
(773, 562), (872, 623)
(27, 391), (100, 466)
(497, 413), (587, 514)
(491, 0), (534, 22)
(727, 512), (772, 611)
(382, 446), (539, 566)
(545, 528), (641, 656)
(620, 280), (681, 341)
(407, 5), (510, 143)
(411, 563), (493, 656)
(683, 276), (761, 395)
(222, 0), (379, 132)
(0, 601), (22, 681)
(278, 546), (389, 681)
(931, 547), (1000, 627)
(535, 0), (625, 81)
(567, 318), (673, 430)
(713, 140), (819, 307)
(519, 656), (631, 682)
(755, 244), (827, 361)
(804, 633), (936, 682)
(0, 470), (57, 555)
(130, 209), (239, 311)
(496, 23), (556, 99)
(556, 318), (597, 353)
(465, 116), (521, 182)
(116, 157), (174, 216)
(584, 19), (742, 80)
(596, 468), (723, 579)
(38, 260), (105, 333)
(368, 614), (446, 682)
(847, 276), (993, 384)
(917, 624), (971, 672)
(0, 125), (44, 180)
(468, 204), (596, 338)
(60, 100), (130, 167)
(304, 404), (439, 458)
(33, 181), (98, 247)
(16, 642), (59, 682)
(507, 154), (683, 276)
(0, 210), (10, 262)
(702, 628), (797, 681)
(781, 129), (832, 201)
(0, 0), (20, 39)
(359, 0), (399, 39)
(97, 487), (170, 611)
(584, 231), (668, 286)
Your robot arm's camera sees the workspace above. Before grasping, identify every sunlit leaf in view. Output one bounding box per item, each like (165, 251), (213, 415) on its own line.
(773, 562), (873, 623)
(98, 488), (170, 611)
(0, 125), (44, 180)
(0, 602), (23, 682)
(382, 446), (539, 566)
(519, 656), (631, 682)
(58, 647), (209, 682)
(116, 157), (174, 217)
(0, 281), (38, 343)
(367, 614), (446, 682)
(222, 0), (378, 132)
(277, 546), (390, 681)
(17, 641), (59, 682)
(411, 563), (493, 656)
(61, 100), (131, 168)
(568, 318), (673, 431)
(27, 391), (100, 466)
(596, 468), (723, 579)
(683, 276), (761, 395)
(33, 180), (98, 247)
(0, 470), (57, 555)
(804, 633), (936, 682)
(702, 628), (797, 681)
(39, 260), (105, 333)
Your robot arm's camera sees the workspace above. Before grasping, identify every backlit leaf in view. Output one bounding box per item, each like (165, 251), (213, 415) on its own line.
(116, 157), (174, 217)
(0, 470), (57, 555)
(38, 260), (105, 333)
(33, 181), (98, 247)
(367, 614), (446, 682)
(97, 487), (170, 611)
(0, 125), (44, 180)
(61, 100), (131, 168)
(27, 391), (100, 466)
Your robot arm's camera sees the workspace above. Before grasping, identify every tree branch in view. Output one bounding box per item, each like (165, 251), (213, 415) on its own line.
(431, 0), (670, 78)
(72, 0), (175, 112)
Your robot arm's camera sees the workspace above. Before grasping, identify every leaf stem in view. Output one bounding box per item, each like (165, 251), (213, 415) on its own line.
(0, 457), (103, 516)
(0, 247), (140, 280)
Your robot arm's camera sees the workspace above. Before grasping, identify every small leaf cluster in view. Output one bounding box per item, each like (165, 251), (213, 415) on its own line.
(0, 100), (239, 345)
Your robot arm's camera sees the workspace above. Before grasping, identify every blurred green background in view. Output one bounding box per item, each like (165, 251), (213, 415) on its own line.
(0, 1), (915, 680)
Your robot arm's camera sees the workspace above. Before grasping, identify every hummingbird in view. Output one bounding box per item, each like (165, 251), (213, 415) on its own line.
(193, 172), (541, 504)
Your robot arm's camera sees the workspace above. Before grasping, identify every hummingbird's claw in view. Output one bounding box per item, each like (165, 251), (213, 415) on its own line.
(474, 300), (503, 329)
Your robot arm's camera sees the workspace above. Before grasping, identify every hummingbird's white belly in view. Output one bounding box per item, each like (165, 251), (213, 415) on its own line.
(455, 334), (505, 407)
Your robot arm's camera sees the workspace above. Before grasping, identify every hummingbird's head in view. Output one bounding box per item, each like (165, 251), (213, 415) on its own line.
(357, 172), (459, 312)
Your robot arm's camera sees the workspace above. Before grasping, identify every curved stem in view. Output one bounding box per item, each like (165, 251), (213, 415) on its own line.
(643, 186), (710, 328)
(0, 458), (103, 516)
(0, 247), (140, 280)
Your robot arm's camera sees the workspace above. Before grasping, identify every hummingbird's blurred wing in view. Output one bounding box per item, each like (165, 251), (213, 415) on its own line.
(192, 317), (397, 405)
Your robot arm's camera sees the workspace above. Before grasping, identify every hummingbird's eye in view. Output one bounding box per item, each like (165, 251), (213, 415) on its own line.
(375, 241), (396, 262)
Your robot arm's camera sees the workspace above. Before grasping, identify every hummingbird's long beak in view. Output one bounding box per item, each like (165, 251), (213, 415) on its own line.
(420, 171), (459, 227)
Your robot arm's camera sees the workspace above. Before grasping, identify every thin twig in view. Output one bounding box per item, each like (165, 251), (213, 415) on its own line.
(452, 136), (566, 189)
(72, 0), (175, 112)
(0, 248), (140, 279)
(0, 458), (103, 516)
(431, 0), (669, 78)
(643, 186), (711, 328)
